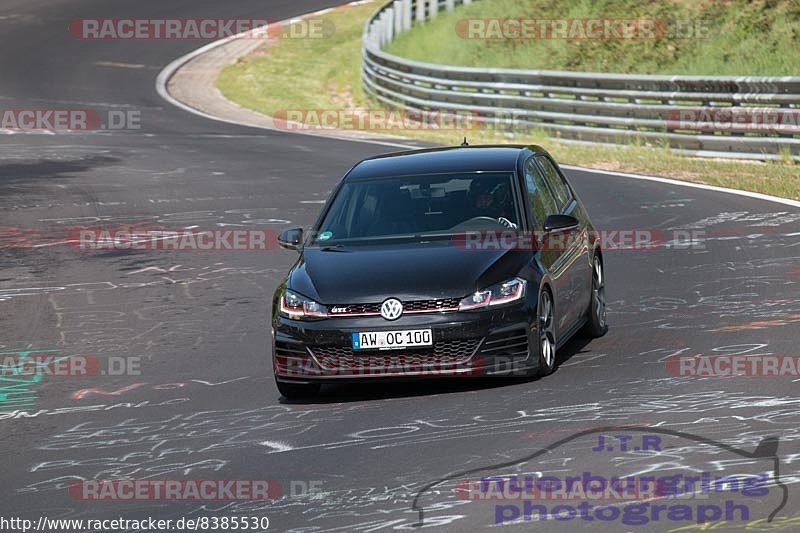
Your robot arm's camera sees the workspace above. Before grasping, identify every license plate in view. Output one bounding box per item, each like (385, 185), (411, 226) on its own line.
(352, 329), (433, 350)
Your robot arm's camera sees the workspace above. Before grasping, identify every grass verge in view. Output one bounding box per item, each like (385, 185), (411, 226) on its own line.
(387, 0), (800, 75)
(216, 1), (800, 200)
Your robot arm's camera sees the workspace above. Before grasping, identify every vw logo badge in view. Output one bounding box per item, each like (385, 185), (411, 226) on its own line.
(380, 298), (403, 321)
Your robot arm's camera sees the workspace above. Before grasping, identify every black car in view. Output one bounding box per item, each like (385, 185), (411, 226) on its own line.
(271, 145), (606, 398)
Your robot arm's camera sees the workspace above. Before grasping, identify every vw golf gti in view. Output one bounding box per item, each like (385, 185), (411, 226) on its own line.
(271, 145), (607, 398)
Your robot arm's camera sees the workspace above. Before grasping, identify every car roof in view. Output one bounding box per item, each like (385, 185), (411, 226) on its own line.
(344, 145), (548, 180)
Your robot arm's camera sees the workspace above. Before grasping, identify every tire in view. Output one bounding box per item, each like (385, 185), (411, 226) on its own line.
(276, 379), (320, 399)
(536, 288), (557, 376)
(582, 255), (608, 338)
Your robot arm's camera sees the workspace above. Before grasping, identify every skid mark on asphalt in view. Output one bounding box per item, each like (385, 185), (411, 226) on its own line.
(709, 314), (800, 332)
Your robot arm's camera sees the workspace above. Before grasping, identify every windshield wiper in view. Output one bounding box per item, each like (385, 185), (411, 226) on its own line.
(414, 232), (455, 241)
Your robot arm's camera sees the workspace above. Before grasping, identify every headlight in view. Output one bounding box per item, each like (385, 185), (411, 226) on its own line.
(458, 278), (526, 311)
(279, 289), (328, 320)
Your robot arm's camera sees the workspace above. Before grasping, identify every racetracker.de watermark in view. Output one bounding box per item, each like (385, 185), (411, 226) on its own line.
(70, 227), (279, 251)
(68, 18), (333, 40)
(274, 108), (482, 131)
(453, 229), (706, 251)
(666, 108), (800, 134)
(275, 353), (488, 378)
(69, 479), (281, 500)
(667, 355), (800, 377)
(455, 18), (713, 40)
(456, 471), (770, 502)
(0, 109), (140, 131)
(0, 354), (140, 377)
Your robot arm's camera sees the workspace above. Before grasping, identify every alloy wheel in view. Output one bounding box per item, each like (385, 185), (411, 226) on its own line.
(539, 290), (556, 370)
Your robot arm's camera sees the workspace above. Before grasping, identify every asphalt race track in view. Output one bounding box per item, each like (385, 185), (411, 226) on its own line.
(1, 1), (800, 531)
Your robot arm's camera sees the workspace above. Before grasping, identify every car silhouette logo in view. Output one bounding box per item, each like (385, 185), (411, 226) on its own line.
(380, 298), (403, 320)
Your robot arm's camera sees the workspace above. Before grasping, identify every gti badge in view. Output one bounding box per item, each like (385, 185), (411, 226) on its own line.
(380, 298), (403, 320)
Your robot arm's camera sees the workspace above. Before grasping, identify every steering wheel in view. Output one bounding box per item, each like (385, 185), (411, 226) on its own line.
(498, 217), (517, 229)
(451, 216), (513, 231)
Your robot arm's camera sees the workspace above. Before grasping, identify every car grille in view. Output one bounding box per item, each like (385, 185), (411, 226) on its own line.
(310, 338), (480, 371)
(328, 298), (460, 317)
(479, 328), (529, 358)
(404, 298), (461, 312)
(274, 340), (309, 358)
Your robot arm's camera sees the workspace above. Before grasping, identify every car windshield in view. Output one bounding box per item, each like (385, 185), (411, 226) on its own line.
(312, 172), (520, 245)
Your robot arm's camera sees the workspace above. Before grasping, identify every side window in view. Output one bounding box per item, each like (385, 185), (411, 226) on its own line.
(524, 158), (558, 228)
(536, 156), (572, 211)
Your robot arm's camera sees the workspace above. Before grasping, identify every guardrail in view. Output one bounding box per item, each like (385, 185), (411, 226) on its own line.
(362, 0), (800, 160)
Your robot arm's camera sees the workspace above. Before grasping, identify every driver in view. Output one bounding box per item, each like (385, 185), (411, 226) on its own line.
(468, 180), (516, 227)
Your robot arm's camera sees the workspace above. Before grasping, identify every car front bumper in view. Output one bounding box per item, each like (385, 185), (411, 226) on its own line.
(272, 305), (539, 383)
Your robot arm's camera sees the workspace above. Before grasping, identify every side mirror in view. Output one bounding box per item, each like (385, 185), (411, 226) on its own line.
(278, 227), (304, 251)
(543, 214), (579, 233)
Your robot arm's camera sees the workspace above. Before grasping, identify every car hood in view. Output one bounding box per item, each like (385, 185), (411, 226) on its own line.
(288, 241), (530, 304)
